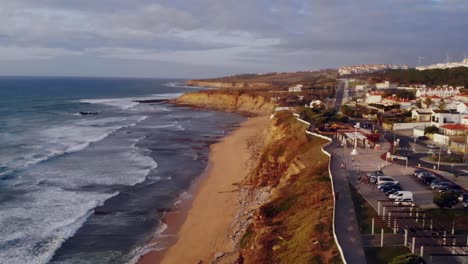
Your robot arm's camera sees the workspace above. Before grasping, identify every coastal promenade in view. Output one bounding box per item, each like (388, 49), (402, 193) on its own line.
(326, 141), (368, 264)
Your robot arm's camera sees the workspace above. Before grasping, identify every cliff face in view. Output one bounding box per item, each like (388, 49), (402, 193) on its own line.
(186, 80), (270, 89)
(175, 90), (275, 115)
(239, 112), (341, 264)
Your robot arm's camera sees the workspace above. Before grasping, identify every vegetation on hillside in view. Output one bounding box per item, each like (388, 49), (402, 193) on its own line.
(240, 111), (341, 264)
(188, 70), (339, 90)
(360, 67), (468, 86)
(390, 253), (426, 264)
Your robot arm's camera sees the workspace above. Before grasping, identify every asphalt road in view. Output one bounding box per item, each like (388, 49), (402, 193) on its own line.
(334, 79), (346, 111)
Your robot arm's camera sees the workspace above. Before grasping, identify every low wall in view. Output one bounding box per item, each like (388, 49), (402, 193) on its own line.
(392, 122), (431, 130)
(433, 133), (450, 145)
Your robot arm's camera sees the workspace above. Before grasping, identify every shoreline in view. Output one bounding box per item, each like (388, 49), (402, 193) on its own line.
(138, 115), (270, 264)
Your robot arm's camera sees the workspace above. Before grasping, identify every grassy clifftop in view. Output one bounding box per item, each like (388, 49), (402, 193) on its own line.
(240, 112), (341, 264)
(186, 70), (338, 90)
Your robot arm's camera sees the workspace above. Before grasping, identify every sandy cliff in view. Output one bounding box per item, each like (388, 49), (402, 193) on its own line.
(175, 90), (275, 115)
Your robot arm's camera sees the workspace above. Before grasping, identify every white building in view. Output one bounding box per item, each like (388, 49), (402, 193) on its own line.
(365, 92), (383, 104)
(415, 86), (460, 98)
(430, 110), (462, 127)
(456, 102), (468, 114)
(416, 58), (468, 71)
(288, 84), (303, 92)
(411, 109), (432, 122)
(375, 81), (395, 89)
(382, 97), (414, 109)
(355, 85), (366, 91)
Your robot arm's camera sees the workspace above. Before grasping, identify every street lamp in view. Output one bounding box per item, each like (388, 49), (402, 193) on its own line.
(351, 122), (360, 155)
(437, 144), (442, 170)
(413, 138), (417, 152)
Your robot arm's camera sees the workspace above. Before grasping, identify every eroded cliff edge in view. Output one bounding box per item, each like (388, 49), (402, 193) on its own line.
(175, 90), (275, 115)
(236, 111), (341, 264)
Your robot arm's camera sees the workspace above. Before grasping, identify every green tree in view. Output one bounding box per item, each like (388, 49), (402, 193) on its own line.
(438, 99), (447, 110)
(390, 253), (426, 264)
(424, 97), (432, 108)
(424, 126), (439, 135)
(416, 100), (422, 108)
(433, 192), (459, 208)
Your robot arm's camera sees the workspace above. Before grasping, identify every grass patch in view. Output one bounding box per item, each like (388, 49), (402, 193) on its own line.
(260, 195), (298, 218)
(425, 208), (468, 235)
(364, 246), (410, 264)
(240, 226), (255, 249)
(349, 183), (391, 234)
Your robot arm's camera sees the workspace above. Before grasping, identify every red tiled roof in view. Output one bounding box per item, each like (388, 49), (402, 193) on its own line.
(440, 124), (468, 130)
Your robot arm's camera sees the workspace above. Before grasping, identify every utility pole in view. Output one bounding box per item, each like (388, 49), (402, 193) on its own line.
(438, 144), (442, 170)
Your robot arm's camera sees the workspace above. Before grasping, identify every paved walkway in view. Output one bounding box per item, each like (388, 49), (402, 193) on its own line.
(326, 143), (367, 264)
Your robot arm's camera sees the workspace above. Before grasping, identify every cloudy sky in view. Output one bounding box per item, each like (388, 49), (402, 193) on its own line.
(0, 0), (466, 78)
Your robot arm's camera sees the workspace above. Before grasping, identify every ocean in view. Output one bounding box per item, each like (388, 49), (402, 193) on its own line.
(0, 77), (245, 264)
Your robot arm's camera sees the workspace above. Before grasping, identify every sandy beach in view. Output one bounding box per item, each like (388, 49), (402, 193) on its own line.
(139, 116), (269, 264)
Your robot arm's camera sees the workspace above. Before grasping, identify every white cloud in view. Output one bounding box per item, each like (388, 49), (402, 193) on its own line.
(0, 45), (82, 60)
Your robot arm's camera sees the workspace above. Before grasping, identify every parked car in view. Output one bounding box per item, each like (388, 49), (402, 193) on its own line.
(416, 171), (435, 179)
(426, 144), (438, 149)
(367, 170), (384, 177)
(381, 185), (402, 194)
(420, 175), (437, 185)
(418, 136), (429, 140)
(430, 181), (451, 190)
(389, 191), (414, 200)
(413, 169), (426, 176)
(367, 170), (384, 183)
(463, 198), (468, 208)
(377, 181), (400, 190)
(377, 176), (399, 185)
(394, 198), (414, 206)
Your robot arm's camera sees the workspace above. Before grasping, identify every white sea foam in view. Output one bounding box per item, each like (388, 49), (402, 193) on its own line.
(0, 187), (118, 264)
(0, 115), (148, 179)
(79, 93), (183, 110)
(162, 82), (212, 90)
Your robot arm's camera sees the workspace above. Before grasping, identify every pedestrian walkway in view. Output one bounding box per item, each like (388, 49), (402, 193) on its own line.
(326, 143), (367, 264)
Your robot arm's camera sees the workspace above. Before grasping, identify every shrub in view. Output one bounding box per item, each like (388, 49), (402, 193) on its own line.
(433, 192), (458, 208)
(424, 126), (439, 135)
(390, 253), (426, 264)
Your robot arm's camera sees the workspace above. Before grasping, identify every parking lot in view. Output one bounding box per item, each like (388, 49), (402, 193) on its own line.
(352, 165), (436, 209)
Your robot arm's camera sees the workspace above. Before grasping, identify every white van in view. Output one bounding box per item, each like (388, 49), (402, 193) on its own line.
(376, 176), (399, 185)
(389, 191), (413, 200)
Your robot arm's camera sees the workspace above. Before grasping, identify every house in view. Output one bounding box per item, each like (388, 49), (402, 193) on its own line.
(456, 102), (468, 114)
(411, 109), (432, 122)
(365, 92), (383, 104)
(355, 85), (366, 91)
(375, 81), (395, 89)
(416, 87), (460, 98)
(453, 94), (468, 103)
(440, 124), (468, 136)
(430, 109), (462, 127)
(288, 84), (303, 92)
(420, 95), (442, 108)
(382, 97), (414, 109)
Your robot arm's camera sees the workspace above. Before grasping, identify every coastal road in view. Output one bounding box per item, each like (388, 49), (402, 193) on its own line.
(334, 80), (347, 111)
